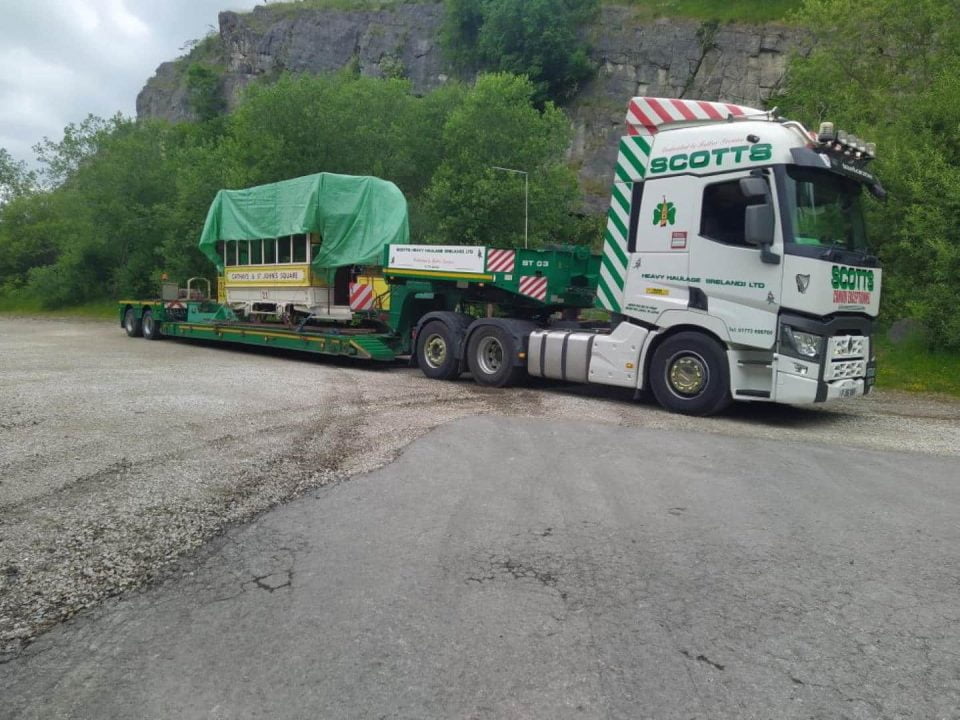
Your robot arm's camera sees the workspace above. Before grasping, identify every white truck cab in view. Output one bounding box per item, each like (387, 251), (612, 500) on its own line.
(571, 97), (883, 414)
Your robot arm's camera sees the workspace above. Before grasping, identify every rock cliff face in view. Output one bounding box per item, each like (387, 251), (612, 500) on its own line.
(136, 2), (805, 211)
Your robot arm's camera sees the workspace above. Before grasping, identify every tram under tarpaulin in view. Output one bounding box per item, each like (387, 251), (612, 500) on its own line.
(198, 173), (409, 321)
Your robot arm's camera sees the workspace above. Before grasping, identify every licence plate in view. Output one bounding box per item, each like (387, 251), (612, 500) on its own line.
(840, 387), (857, 398)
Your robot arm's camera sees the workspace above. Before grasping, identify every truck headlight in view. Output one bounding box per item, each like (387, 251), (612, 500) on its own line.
(781, 326), (822, 359)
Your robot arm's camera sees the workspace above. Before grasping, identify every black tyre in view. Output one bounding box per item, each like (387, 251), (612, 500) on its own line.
(649, 332), (731, 416)
(141, 309), (163, 341)
(123, 308), (142, 338)
(416, 321), (461, 380)
(467, 325), (525, 388)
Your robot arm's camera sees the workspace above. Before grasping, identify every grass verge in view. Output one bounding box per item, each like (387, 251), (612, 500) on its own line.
(0, 298), (117, 321)
(874, 336), (960, 397)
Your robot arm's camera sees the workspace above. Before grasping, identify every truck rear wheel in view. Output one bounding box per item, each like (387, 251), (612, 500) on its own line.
(124, 308), (142, 338)
(416, 321), (461, 380)
(467, 325), (524, 388)
(141, 310), (163, 341)
(649, 332), (731, 416)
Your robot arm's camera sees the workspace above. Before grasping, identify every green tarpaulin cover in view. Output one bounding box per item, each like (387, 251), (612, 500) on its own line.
(198, 173), (409, 273)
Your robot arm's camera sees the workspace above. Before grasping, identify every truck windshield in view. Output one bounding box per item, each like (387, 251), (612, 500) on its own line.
(783, 166), (868, 252)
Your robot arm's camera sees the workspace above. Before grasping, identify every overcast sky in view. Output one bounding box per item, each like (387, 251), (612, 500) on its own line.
(0, 0), (262, 166)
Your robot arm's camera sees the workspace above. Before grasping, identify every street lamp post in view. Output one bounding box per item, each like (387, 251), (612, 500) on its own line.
(491, 166), (528, 249)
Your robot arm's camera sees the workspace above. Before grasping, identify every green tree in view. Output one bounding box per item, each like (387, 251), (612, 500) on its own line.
(1, 117), (185, 305)
(186, 62), (226, 122)
(422, 73), (581, 247)
(776, 0), (960, 348)
(223, 71), (463, 197)
(32, 114), (122, 188)
(443, 0), (598, 105)
(0, 148), (36, 205)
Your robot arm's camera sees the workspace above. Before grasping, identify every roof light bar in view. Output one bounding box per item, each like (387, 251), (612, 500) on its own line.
(819, 124), (876, 163)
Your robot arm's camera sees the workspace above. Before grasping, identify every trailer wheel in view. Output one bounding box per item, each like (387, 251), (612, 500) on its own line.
(416, 321), (461, 380)
(649, 332), (731, 416)
(141, 310), (163, 341)
(467, 325), (524, 388)
(123, 308), (142, 338)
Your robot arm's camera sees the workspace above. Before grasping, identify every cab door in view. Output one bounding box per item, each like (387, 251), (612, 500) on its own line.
(620, 175), (694, 324)
(686, 170), (784, 349)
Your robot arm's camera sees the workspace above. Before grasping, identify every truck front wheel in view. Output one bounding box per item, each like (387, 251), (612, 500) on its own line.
(649, 332), (731, 416)
(416, 321), (461, 380)
(467, 325), (524, 388)
(142, 310), (163, 341)
(124, 308), (142, 338)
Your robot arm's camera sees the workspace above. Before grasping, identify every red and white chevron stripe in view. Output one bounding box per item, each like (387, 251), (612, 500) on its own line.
(349, 282), (374, 311)
(518, 275), (548, 302)
(486, 248), (516, 273)
(626, 97), (764, 137)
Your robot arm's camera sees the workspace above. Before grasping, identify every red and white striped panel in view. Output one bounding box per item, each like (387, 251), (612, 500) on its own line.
(349, 282), (375, 311)
(626, 97), (764, 137)
(518, 276), (548, 302)
(486, 248), (516, 273)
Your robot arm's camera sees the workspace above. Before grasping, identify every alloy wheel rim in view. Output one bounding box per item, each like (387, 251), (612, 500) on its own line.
(476, 336), (504, 375)
(424, 334), (447, 369)
(667, 353), (708, 397)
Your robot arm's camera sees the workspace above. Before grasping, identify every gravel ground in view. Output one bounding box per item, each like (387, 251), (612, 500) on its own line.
(2, 316), (959, 660)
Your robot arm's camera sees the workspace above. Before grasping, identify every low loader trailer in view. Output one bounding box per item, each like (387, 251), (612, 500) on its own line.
(121, 97), (885, 416)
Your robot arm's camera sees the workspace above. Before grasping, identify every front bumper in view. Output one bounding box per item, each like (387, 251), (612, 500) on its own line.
(775, 370), (866, 404)
(774, 312), (875, 405)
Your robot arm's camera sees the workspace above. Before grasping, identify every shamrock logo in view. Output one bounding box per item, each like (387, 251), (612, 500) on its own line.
(653, 197), (676, 227)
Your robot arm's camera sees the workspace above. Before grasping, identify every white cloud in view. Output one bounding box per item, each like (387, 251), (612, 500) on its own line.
(105, 0), (150, 38)
(0, 0), (261, 167)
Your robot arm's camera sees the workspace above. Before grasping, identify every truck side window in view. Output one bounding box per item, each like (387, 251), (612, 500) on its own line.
(700, 179), (766, 247)
(627, 182), (644, 253)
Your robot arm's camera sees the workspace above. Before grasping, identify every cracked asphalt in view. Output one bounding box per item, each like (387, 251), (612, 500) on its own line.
(3, 317), (960, 718)
(4, 416), (960, 719)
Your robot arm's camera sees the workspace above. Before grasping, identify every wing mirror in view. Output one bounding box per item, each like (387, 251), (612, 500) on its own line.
(740, 177), (780, 265)
(739, 177), (768, 199)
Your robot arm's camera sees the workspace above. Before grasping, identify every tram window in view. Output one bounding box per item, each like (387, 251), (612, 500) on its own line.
(251, 239), (263, 265)
(293, 234), (307, 263)
(264, 238), (277, 264)
(278, 236), (292, 264)
(238, 241), (250, 265)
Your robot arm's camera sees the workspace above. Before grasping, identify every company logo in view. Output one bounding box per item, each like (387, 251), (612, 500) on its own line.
(653, 197), (676, 227)
(649, 143), (773, 175)
(831, 265), (874, 305)
(796, 274), (810, 293)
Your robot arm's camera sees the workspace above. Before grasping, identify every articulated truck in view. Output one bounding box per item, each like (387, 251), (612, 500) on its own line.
(120, 97), (884, 416)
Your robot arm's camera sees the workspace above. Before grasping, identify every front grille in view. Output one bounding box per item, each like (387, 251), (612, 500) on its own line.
(826, 359), (865, 380)
(828, 335), (866, 360)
